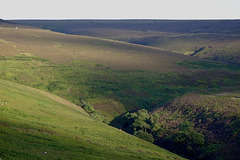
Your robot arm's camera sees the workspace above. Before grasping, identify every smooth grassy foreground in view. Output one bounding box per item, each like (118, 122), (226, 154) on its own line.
(0, 79), (186, 160)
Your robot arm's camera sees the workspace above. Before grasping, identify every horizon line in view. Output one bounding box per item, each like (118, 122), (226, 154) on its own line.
(5, 18), (240, 21)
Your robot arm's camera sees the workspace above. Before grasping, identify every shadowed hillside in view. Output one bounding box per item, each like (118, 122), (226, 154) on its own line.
(111, 90), (240, 160)
(0, 19), (17, 28)
(0, 19), (35, 29)
(10, 20), (240, 35)
(152, 92), (240, 160)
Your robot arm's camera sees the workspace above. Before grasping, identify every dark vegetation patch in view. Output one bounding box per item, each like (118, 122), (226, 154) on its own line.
(112, 93), (240, 160)
(11, 20), (240, 35)
(154, 93), (240, 160)
(177, 60), (240, 71)
(190, 47), (206, 56)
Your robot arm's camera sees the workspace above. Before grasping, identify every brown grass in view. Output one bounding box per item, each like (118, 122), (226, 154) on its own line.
(0, 27), (195, 71)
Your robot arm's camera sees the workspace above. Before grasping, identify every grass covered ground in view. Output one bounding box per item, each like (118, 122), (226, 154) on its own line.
(1, 21), (240, 159)
(1, 54), (240, 121)
(0, 79), (186, 160)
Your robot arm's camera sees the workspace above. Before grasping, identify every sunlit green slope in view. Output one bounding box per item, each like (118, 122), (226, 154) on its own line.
(0, 79), (186, 160)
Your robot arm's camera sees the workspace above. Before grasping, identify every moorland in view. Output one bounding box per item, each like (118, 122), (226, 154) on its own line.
(0, 19), (239, 160)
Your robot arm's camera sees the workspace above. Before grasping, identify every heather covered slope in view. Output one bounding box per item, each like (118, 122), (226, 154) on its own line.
(112, 87), (240, 160)
(13, 20), (240, 65)
(0, 79), (186, 160)
(152, 92), (240, 159)
(1, 20), (240, 160)
(0, 22), (193, 72)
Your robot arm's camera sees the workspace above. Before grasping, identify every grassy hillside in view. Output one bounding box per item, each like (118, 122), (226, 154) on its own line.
(0, 23), (196, 119)
(0, 79), (186, 160)
(130, 33), (240, 65)
(1, 20), (240, 159)
(0, 24), (192, 72)
(1, 54), (240, 121)
(13, 20), (240, 65)
(0, 53), (239, 160)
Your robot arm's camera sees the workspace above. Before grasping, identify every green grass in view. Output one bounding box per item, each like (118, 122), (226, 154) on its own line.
(1, 21), (240, 160)
(0, 79), (186, 160)
(1, 54), (240, 120)
(177, 60), (240, 71)
(0, 54), (188, 118)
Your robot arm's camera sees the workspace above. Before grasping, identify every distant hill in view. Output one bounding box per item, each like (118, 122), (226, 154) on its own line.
(11, 20), (240, 65)
(0, 19), (17, 28)
(0, 19), (36, 29)
(10, 20), (240, 35)
(0, 23), (194, 71)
